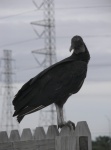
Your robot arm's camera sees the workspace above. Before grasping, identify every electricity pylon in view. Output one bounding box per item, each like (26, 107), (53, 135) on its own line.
(0, 50), (19, 133)
(31, 0), (57, 127)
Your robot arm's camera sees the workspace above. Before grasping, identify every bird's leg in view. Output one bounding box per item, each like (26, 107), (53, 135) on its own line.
(55, 104), (66, 128)
(55, 104), (75, 130)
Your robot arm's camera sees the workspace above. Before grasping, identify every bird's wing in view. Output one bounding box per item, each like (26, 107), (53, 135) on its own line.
(30, 56), (74, 84)
(12, 56), (73, 106)
(41, 61), (87, 101)
(13, 60), (87, 121)
(12, 57), (74, 116)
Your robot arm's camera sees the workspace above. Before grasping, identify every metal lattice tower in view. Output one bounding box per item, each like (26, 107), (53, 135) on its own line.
(31, 0), (57, 127)
(0, 50), (19, 133)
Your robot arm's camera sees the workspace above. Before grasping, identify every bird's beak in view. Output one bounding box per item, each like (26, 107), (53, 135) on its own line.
(69, 45), (73, 52)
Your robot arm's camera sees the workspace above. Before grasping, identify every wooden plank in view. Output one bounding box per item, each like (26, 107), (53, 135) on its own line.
(60, 126), (75, 136)
(46, 125), (59, 150)
(34, 127), (46, 140)
(55, 135), (76, 150)
(75, 121), (92, 150)
(9, 130), (20, 142)
(13, 139), (55, 150)
(56, 125), (76, 150)
(0, 142), (13, 150)
(46, 125), (59, 139)
(21, 128), (33, 141)
(13, 140), (36, 150)
(75, 122), (91, 137)
(56, 122), (92, 150)
(0, 122), (92, 150)
(0, 131), (9, 143)
(79, 136), (88, 150)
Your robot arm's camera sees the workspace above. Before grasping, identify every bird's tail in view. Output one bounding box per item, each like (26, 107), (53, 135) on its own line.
(17, 115), (24, 123)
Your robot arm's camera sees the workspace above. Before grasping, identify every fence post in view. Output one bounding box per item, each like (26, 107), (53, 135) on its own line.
(0, 131), (9, 143)
(34, 127), (46, 140)
(21, 128), (33, 140)
(46, 125), (59, 150)
(0, 122), (92, 150)
(60, 126), (75, 136)
(75, 121), (92, 150)
(55, 121), (92, 150)
(13, 128), (34, 150)
(0, 131), (13, 150)
(46, 125), (59, 139)
(9, 130), (20, 142)
(55, 126), (76, 150)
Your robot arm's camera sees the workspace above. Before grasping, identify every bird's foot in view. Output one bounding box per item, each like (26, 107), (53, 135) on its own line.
(58, 122), (66, 129)
(65, 121), (75, 130)
(58, 121), (75, 130)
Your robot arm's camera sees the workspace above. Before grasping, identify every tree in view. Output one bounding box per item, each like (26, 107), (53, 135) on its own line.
(92, 136), (111, 150)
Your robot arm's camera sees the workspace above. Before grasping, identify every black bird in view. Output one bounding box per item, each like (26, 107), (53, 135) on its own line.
(13, 35), (90, 129)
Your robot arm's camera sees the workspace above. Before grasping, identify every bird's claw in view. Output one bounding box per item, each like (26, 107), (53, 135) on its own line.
(65, 121), (75, 130)
(58, 122), (66, 129)
(58, 121), (75, 130)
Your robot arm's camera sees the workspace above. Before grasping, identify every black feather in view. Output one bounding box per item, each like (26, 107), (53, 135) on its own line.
(17, 115), (24, 123)
(12, 36), (90, 123)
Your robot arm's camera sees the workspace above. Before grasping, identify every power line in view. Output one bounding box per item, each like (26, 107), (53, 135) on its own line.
(7, 63), (111, 73)
(0, 9), (38, 20)
(90, 64), (111, 67)
(14, 66), (41, 71)
(0, 5), (111, 20)
(0, 35), (111, 48)
(56, 5), (111, 10)
(9, 65), (109, 74)
(0, 37), (39, 48)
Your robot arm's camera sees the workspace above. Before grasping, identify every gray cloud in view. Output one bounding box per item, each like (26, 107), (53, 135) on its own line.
(0, 0), (111, 139)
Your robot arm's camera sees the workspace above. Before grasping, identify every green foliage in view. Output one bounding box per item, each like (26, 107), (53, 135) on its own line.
(92, 136), (111, 150)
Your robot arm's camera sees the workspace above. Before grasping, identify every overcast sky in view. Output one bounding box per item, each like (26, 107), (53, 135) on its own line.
(0, 0), (111, 139)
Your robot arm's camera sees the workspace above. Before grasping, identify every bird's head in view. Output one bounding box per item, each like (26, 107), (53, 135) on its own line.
(69, 35), (85, 54)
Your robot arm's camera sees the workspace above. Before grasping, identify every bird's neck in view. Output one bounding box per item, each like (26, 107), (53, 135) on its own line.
(74, 45), (85, 54)
(71, 45), (90, 63)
